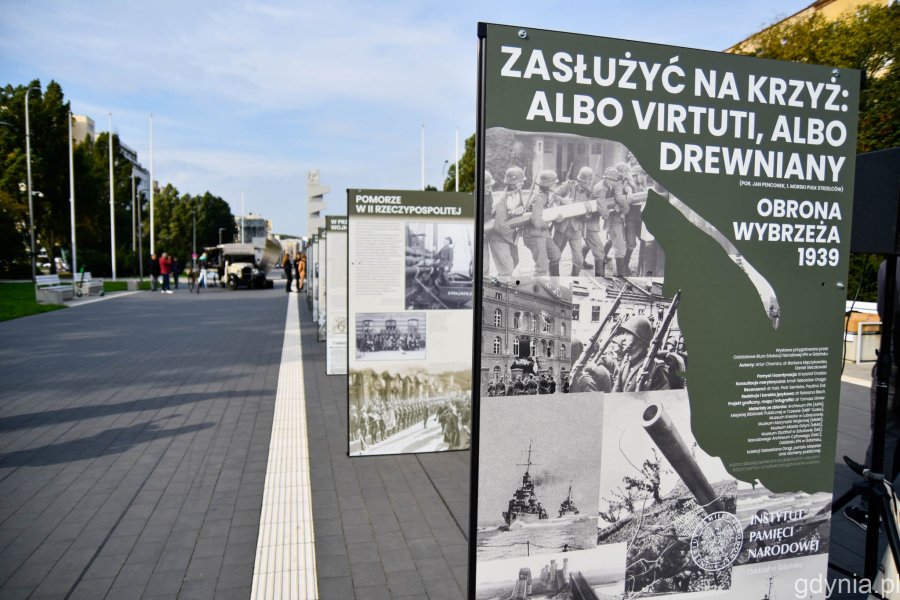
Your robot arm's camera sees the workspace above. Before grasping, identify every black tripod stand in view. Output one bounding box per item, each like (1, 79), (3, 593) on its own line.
(829, 256), (900, 586)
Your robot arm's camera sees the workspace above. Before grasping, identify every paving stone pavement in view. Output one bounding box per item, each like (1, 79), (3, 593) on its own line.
(297, 299), (470, 600)
(0, 282), (884, 600)
(0, 287), (286, 599)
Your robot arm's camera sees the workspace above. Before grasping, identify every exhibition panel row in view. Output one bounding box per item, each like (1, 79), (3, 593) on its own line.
(307, 22), (859, 600)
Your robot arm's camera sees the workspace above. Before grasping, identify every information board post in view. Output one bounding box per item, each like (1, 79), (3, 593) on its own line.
(326, 216), (349, 374)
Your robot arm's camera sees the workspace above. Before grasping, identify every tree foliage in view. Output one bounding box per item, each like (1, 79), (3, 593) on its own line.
(443, 134), (476, 192)
(0, 80), (236, 277)
(733, 3), (899, 301)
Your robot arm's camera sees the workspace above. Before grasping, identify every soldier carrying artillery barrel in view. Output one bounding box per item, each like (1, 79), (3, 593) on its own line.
(552, 166), (593, 276)
(586, 167), (631, 277)
(487, 168), (525, 278)
(524, 170), (563, 277)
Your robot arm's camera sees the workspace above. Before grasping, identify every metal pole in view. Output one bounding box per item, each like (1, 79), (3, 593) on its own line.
(149, 113), (155, 255)
(138, 192), (143, 280)
(68, 111), (77, 277)
(420, 124), (425, 191)
(219, 227), (224, 245)
(192, 205), (197, 269)
(131, 174), (136, 252)
(108, 113), (116, 280)
(240, 192), (244, 243)
(455, 126), (459, 192)
(25, 86), (38, 282)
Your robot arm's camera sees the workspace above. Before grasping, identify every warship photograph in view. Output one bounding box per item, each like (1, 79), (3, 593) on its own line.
(502, 442), (549, 527)
(476, 395), (603, 562)
(557, 484), (580, 519)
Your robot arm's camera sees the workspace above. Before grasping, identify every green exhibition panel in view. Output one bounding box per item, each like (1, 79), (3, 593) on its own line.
(469, 23), (859, 599)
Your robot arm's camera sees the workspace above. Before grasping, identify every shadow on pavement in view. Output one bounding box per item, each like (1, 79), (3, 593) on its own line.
(0, 420), (214, 468)
(0, 390), (245, 433)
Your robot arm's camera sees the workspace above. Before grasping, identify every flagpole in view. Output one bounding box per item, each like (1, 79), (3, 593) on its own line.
(149, 113), (155, 256)
(68, 112), (76, 276)
(109, 113), (117, 280)
(455, 127), (459, 192)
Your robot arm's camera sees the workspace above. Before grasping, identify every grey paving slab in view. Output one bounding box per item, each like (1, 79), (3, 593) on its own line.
(299, 298), (470, 599)
(0, 287), (286, 599)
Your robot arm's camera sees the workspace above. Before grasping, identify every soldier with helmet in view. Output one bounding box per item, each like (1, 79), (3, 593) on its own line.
(552, 166), (593, 276)
(586, 167), (630, 277)
(524, 169), (563, 276)
(487, 167), (525, 278)
(616, 161), (644, 275)
(483, 171), (495, 276)
(611, 315), (670, 392)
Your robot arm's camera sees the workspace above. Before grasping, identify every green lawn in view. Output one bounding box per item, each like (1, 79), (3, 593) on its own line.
(0, 282), (66, 322)
(103, 280), (151, 292)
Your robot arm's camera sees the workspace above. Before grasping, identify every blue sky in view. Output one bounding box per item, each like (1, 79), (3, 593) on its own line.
(0, 0), (813, 236)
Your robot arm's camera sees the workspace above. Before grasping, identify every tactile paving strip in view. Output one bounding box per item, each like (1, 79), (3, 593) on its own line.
(251, 297), (318, 599)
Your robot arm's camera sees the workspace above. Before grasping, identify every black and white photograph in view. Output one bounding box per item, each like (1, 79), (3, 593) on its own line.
(476, 394), (602, 563)
(480, 277), (574, 397)
(597, 390), (739, 596)
(569, 277), (687, 394)
(405, 222), (475, 310)
(483, 127), (665, 280)
(355, 312), (426, 361)
(729, 554), (828, 600)
(474, 544), (627, 600)
(348, 365), (471, 456)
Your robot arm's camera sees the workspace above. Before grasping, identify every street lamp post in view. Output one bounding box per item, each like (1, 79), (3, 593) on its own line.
(108, 113), (116, 280)
(24, 86), (39, 282)
(192, 204), (197, 270)
(218, 227), (225, 245)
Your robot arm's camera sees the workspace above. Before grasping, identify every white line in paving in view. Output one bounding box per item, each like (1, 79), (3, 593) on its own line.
(841, 374), (870, 388)
(251, 296), (318, 600)
(69, 290), (141, 306)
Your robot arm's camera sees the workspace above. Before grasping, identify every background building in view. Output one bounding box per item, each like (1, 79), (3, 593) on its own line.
(71, 115), (94, 145)
(480, 278), (574, 387)
(570, 277), (682, 361)
(235, 213), (271, 243)
(726, 0), (881, 52)
(306, 170), (329, 237)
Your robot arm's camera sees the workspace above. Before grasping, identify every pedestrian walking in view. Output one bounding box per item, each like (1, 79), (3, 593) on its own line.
(172, 257), (182, 290)
(159, 253), (173, 294)
(148, 254), (160, 291)
(297, 253), (307, 292)
(282, 251), (294, 293)
(293, 252), (302, 292)
(197, 252), (208, 289)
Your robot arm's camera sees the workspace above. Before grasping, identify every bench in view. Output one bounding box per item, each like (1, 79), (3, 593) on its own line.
(74, 272), (104, 297)
(35, 275), (74, 304)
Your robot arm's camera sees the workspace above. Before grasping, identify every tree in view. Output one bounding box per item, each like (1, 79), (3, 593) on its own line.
(443, 134), (476, 192)
(733, 3), (899, 300)
(0, 77), (235, 278)
(0, 80), (71, 276)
